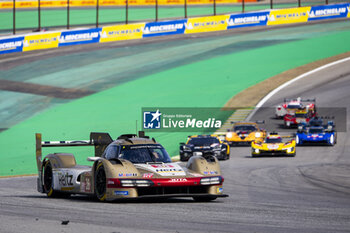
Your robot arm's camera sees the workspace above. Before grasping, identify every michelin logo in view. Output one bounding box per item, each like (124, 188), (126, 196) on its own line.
(228, 15), (268, 26)
(309, 7), (346, 18)
(59, 32), (99, 43)
(0, 41), (22, 50)
(143, 109), (162, 129)
(144, 23), (184, 34)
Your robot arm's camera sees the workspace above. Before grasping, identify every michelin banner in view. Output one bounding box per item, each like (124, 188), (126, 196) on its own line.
(227, 11), (270, 29)
(23, 32), (61, 52)
(0, 36), (24, 54)
(0, 3), (349, 55)
(143, 20), (187, 37)
(100, 23), (145, 42)
(59, 28), (101, 46)
(308, 4), (349, 21)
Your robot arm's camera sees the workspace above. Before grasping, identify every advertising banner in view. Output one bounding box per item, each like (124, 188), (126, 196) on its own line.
(308, 4), (348, 21)
(23, 32), (61, 52)
(0, 36), (24, 54)
(267, 7), (310, 25)
(227, 11), (270, 29)
(100, 23), (145, 42)
(185, 15), (229, 34)
(58, 28), (101, 46)
(143, 19), (187, 37)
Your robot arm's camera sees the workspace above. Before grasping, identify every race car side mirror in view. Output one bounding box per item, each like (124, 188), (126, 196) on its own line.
(179, 142), (185, 146)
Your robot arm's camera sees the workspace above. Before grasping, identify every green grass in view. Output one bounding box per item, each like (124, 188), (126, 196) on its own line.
(0, 28), (350, 176)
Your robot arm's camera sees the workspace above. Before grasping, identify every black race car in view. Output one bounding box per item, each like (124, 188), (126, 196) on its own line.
(179, 135), (230, 161)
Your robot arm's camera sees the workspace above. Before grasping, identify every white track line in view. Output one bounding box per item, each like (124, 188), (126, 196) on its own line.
(246, 56), (350, 121)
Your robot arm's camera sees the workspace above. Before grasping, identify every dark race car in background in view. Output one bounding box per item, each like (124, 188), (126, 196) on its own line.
(179, 135), (230, 161)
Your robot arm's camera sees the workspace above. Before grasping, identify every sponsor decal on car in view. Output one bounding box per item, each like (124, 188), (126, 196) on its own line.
(170, 178), (188, 182)
(217, 187), (223, 193)
(115, 190), (129, 196)
(58, 172), (74, 187)
(118, 173), (138, 177)
(143, 173), (154, 178)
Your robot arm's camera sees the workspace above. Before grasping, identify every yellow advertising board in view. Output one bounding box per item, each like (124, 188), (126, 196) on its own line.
(0, 0), (241, 9)
(23, 32), (61, 52)
(100, 23), (145, 43)
(267, 7), (310, 25)
(185, 15), (229, 34)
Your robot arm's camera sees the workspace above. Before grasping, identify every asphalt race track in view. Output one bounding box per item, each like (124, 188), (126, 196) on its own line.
(1, 58), (350, 233)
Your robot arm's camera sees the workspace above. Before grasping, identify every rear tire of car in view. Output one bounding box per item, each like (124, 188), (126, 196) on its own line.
(193, 196), (217, 202)
(43, 160), (56, 197)
(95, 163), (107, 201)
(42, 160), (70, 198)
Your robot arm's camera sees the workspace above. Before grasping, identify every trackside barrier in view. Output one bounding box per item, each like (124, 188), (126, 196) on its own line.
(0, 3), (349, 55)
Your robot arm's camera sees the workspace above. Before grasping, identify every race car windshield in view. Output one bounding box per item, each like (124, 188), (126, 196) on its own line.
(266, 138), (282, 143)
(188, 138), (220, 146)
(118, 144), (171, 163)
(295, 113), (307, 118)
(233, 125), (257, 132)
(309, 128), (324, 134)
(287, 104), (301, 109)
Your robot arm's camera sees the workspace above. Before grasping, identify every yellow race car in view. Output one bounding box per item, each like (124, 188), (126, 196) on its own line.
(251, 132), (296, 157)
(225, 122), (266, 146)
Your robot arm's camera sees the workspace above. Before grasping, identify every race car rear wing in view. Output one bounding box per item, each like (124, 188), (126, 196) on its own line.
(284, 97), (316, 103)
(35, 132), (113, 173)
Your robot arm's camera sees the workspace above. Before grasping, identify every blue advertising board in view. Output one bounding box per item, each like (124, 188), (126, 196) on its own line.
(143, 19), (187, 37)
(0, 36), (24, 54)
(58, 28), (101, 46)
(308, 4), (349, 21)
(227, 11), (270, 29)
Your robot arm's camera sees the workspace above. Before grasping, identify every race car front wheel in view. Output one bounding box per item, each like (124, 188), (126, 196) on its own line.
(95, 163), (107, 201)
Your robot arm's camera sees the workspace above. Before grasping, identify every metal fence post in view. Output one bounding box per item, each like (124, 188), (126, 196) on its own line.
(184, 0), (187, 18)
(156, 0), (158, 21)
(67, 0), (70, 29)
(126, 0), (128, 24)
(298, 0), (301, 7)
(242, 0), (245, 13)
(38, 0), (41, 30)
(213, 0), (216, 16)
(270, 0), (273, 9)
(13, 0), (16, 34)
(96, 0), (99, 28)
(326, 0), (328, 4)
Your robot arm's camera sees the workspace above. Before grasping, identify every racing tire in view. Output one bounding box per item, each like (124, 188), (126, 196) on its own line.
(180, 154), (187, 162)
(42, 161), (70, 198)
(193, 196), (217, 202)
(288, 153), (296, 157)
(95, 163), (107, 201)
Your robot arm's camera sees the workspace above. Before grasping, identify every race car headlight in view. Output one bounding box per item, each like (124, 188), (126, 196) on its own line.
(286, 147), (294, 153)
(255, 132), (261, 138)
(120, 179), (153, 187)
(226, 133), (233, 138)
(183, 146), (192, 152)
(255, 149), (259, 153)
(200, 176), (222, 185)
